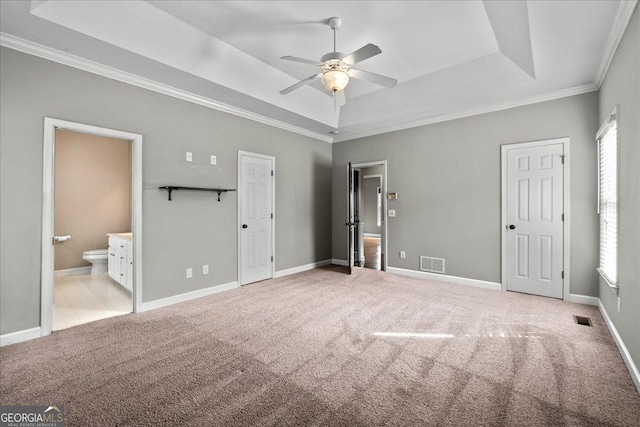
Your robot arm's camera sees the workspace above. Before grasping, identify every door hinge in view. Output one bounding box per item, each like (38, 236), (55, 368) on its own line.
(271, 170), (274, 176)
(271, 256), (274, 262)
(560, 155), (566, 164)
(562, 213), (564, 221)
(561, 271), (565, 279)
(271, 213), (273, 219)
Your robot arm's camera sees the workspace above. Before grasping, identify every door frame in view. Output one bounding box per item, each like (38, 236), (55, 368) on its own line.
(347, 160), (388, 271)
(237, 150), (276, 285)
(500, 137), (570, 299)
(41, 118), (143, 336)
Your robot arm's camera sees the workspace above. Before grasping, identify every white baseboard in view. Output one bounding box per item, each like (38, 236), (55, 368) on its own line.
(331, 259), (349, 266)
(0, 327), (42, 347)
(363, 233), (381, 238)
(54, 266), (91, 276)
(274, 259), (332, 278)
(387, 267), (502, 291)
(569, 293), (599, 306)
(598, 299), (640, 394)
(139, 281), (239, 312)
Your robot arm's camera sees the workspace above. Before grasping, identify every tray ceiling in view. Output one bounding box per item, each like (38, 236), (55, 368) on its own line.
(0, 1), (635, 142)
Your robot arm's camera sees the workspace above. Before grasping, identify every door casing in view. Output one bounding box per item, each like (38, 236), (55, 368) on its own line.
(237, 150), (276, 285)
(41, 118), (143, 336)
(500, 137), (570, 299)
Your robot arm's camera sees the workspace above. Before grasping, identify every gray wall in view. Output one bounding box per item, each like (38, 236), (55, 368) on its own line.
(0, 47), (332, 335)
(333, 92), (600, 297)
(598, 6), (640, 372)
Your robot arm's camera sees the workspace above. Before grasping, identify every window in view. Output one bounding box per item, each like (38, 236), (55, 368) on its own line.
(597, 108), (618, 288)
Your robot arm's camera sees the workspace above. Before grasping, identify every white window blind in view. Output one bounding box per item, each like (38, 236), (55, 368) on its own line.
(597, 112), (618, 287)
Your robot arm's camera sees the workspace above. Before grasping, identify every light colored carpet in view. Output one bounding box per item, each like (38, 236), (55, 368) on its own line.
(1, 266), (639, 426)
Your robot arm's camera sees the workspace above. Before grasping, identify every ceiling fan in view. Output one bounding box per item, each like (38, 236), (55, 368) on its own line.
(279, 17), (397, 107)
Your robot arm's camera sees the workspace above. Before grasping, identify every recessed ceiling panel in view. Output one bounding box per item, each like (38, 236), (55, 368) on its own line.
(149, 0), (501, 99)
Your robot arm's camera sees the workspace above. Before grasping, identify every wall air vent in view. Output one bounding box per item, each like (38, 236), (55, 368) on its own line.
(420, 256), (445, 274)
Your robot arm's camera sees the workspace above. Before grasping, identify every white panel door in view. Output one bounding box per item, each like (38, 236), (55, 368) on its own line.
(506, 143), (564, 298)
(240, 153), (273, 285)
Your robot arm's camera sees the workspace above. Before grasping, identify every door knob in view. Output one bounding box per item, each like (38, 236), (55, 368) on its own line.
(508, 224), (516, 230)
(242, 224), (248, 229)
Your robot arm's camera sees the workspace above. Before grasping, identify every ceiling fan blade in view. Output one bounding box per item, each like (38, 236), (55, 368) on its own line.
(280, 73), (322, 95)
(342, 43), (382, 66)
(281, 56), (322, 66)
(348, 69), (397, 88)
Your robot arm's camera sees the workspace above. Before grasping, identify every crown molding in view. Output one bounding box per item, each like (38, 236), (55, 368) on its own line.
(332, 83), (598, 143)
(594, 0), (638, 88)
(0, 33), (332, 143)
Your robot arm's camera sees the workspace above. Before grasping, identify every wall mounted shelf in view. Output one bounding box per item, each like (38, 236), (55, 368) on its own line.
(159, 186), (236, 201)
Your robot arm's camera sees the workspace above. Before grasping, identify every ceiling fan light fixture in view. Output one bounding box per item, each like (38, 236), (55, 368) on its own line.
(322, 69), (349, 92)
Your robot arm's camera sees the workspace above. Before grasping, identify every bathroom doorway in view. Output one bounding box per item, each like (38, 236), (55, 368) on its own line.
(41, 119), (143, 336)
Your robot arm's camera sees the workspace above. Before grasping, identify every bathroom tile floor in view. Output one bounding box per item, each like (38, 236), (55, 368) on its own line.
(53, 273), (132, 331)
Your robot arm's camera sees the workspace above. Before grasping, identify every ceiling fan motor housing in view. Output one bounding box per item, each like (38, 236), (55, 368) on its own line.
(321, 51), (346, 63)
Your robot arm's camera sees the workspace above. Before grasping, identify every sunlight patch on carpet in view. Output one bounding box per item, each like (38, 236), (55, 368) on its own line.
(373, 332), (455, 339)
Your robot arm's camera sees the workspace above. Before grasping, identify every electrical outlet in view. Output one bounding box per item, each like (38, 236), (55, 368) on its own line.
(186, 152), (193, 162)
(400, 251), (406, 259)
(203, 264), (209, 275)
(388, 209), (396, 217)
(210, 155), (217, 165)
(617, 297), (621, 314)
(186, 268), (193, 278)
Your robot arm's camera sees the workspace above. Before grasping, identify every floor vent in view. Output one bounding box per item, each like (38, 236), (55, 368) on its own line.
(420, 256), (445, 274)
(574, 315), (592, 326)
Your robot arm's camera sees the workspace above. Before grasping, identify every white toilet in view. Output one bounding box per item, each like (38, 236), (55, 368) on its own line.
(82, 249), (108, 275)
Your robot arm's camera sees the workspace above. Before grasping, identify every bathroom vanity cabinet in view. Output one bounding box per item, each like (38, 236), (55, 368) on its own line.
(108, 233), (133, 291)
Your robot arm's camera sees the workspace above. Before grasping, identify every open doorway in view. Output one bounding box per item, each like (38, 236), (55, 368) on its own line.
(347, 161), (387, 272)
(41, 118), (143, 336)
(361, 171), (383, 270)
(52, 129), (133, 330)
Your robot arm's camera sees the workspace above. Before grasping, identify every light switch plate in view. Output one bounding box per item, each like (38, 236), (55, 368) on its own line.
(203, 265), (209, 275)
(400, 251), (406, 259)
(210, 155), (217, 165)
(186, 268), (193, 278)
(388, 209), (396, 217)
(186, 152), (193, 162)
